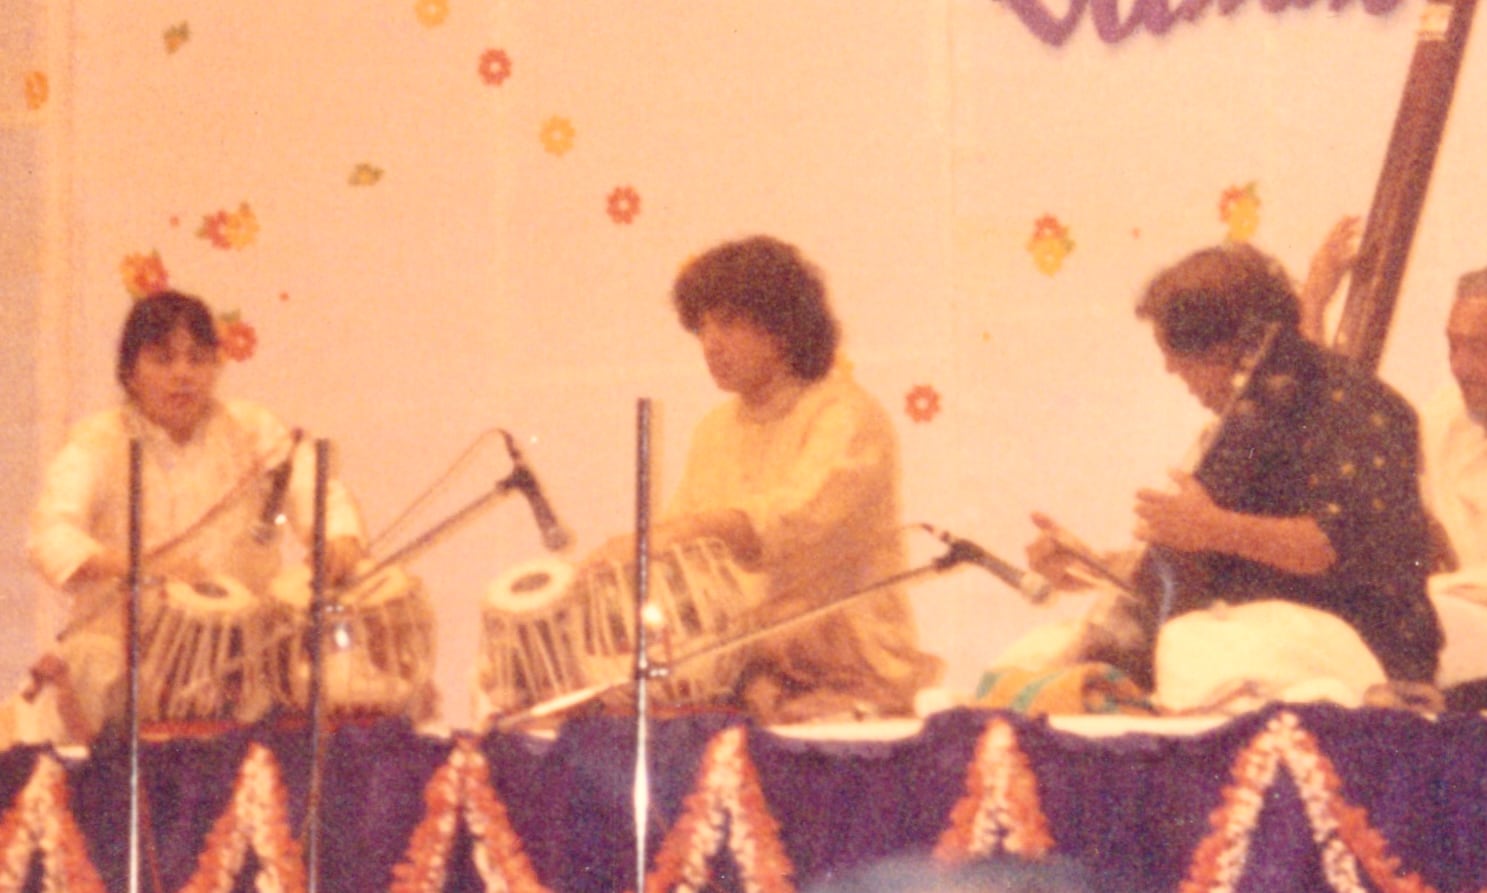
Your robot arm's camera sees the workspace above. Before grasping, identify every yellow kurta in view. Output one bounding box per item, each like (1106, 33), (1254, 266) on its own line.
(668, 367), (941, 721)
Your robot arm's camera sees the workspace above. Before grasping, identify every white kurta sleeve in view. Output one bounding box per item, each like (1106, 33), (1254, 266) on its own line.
(27, 417), (120, 591)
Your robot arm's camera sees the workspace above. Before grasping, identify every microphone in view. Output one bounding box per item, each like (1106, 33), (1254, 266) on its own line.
(922, 524), (1053, 604)
(253, 428), (303, 544)
(502, 433), (573, 552)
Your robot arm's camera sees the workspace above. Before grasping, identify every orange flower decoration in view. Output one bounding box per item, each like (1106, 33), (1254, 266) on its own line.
(905, 384), (941, 423)
(478, 49), (512, 86)
(120, 251), (169, 298)
(606, 186), (641, 224)
(198, 202), (260, 250)
(217, 316), (257, 362)
(1219, 182), (1260, 243)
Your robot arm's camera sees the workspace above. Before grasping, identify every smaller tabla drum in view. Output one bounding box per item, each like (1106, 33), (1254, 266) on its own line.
(478, 559), (593, 716)
(268, 563), (436, 718)
(575, 538), (761, 708)
(137, 576), (276, 724)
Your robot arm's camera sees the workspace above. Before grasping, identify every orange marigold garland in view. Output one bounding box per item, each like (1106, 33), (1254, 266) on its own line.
(0, 752), (106, 893)
(642, 726), (795, 893)
(389, 749), (462, 892)
(391, 736), (550, 893)
(934, 717), (1055, 863)
(1181, 711), (1431, 893)
(176, 743), (307, 893)
(461, 738), (548, 893)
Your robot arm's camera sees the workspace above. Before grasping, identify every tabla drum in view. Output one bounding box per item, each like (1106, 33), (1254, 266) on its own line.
(268, 563), (436, 718)
(477, 559), (593, 716)
(574, 538), (762, 707)
(137, 576), (276, 724)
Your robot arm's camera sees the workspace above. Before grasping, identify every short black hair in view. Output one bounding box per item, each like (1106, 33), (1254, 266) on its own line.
(116, 291), (219, 387)
(1136, 243), (1299, 355)
(672, 235), (840, 381)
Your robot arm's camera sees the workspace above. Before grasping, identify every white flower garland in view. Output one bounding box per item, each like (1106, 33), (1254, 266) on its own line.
(643, 725), (795, 893)
(0, 753), (105, 893)
(178, 743), (305, 893)
(1186, 711), (1366, 893)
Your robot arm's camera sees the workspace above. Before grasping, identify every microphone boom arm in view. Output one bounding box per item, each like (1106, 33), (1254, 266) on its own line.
(488, 539), (969, 732)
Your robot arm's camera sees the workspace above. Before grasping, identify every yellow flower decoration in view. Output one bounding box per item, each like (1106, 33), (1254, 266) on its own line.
(1220, 182), (1260, 243)
(164, 23), (190, 54)
(24, 71), (48, 111)
(540, 116), (576, 156)
(415, 0), (450, 26)
(197, 202), (260, 251)
(1026, 214), (1075, 276)
(349, 163), (384, 186)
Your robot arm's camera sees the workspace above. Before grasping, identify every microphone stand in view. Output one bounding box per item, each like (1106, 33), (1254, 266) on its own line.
(631, 399), (654, 893)
(304, 440), (330, 893)
(126, 439), (143, 893)
(489, 542), (963, 732)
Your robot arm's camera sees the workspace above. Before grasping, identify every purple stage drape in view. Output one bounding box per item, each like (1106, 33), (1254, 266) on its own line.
(2, 703), (1485, 892)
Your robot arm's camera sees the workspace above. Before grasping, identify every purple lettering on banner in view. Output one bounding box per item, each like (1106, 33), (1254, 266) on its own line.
(997, 0), (1405, 46)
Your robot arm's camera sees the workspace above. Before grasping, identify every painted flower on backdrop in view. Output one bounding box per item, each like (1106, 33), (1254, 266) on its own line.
(905, 384), (942, 423)
(415, 0), (450, 27)
(198, 202), (260, 251)
(215, 311), (258, 363)
(164, 23), (190, 54)
(541, 116), (576, 156)
(120, 251), (170, 298)
(1220, 182), (1261, 243)
(349, 163), (384, 186)
(1027, 215), (1074, 276)
(607, 186), (642, 224)
(478, 49), (512, 86)
(24, 71), (48, 110)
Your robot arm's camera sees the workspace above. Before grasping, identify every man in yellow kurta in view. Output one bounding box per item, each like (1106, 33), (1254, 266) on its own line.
(651, 235), (942, 723)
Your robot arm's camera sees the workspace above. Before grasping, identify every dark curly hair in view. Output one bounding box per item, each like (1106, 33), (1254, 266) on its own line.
(116, 290), (219, 387)
(1136, 243), (1299, 356)
(672, 235), (840, 381)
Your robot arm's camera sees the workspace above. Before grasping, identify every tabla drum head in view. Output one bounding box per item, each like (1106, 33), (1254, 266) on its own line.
(485, 558), (575, 614)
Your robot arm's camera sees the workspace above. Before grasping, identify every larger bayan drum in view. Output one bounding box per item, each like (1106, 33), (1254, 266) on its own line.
(577, 538), (761, 706)
(268, 563), (436, 718)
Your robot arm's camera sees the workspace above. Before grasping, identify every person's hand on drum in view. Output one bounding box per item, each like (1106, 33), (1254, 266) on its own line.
(321, 535), (367, 587)
(581, 519), (691, 573)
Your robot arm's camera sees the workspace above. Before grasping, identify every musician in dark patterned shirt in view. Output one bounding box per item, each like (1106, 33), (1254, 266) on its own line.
(1026, 244), (1441, 700)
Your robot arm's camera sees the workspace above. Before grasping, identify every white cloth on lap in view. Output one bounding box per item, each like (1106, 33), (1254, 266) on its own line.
(1153, 599), (1386, 714)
